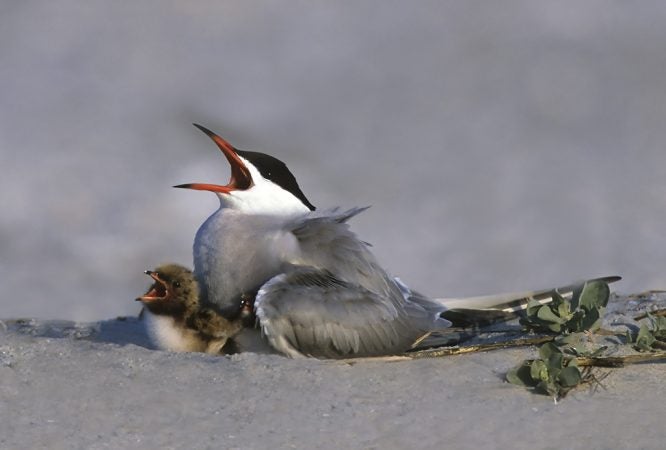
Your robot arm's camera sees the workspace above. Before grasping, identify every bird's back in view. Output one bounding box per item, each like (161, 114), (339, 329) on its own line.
(252, 208), (452, 357)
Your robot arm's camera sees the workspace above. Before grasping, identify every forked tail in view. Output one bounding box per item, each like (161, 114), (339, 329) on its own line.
(435, 275), (621, 313)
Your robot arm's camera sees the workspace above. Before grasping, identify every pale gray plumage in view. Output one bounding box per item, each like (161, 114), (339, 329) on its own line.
(193, 209), (299, 317)
(196, 207), (451, 358)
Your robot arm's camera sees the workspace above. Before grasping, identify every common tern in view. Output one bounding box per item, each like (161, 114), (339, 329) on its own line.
(176, 125), (621, 358)
(175, 125), (456, 358)
(137, 264), (243, 354)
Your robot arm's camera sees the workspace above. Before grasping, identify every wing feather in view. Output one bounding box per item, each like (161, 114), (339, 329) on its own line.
(255, 267), (447, 358)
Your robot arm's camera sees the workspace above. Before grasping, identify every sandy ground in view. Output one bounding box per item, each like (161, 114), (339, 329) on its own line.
(1, 294), (664, 450)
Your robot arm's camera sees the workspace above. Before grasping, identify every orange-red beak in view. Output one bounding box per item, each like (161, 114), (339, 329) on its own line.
(174, 124), (253, 193)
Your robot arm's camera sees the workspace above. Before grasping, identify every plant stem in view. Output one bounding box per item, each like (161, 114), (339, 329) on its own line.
(634, 308), (666, 321)
(573, 352), (666, 367)
(406, 336), (555, 359)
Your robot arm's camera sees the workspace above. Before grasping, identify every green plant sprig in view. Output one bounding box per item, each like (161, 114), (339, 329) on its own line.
(628, 313), (666, 352)
(506, 342), (587, 400)
(520, 281), (610, 334)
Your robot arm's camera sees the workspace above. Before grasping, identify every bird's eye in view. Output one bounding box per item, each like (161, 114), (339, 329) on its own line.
(173, 281), (181, 288)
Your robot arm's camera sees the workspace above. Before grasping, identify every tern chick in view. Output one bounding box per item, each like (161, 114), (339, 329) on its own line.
(136, 264), (243, 355)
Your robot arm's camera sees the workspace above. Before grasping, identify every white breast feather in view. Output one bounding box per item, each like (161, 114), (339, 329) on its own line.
(144, 311), (195, 352)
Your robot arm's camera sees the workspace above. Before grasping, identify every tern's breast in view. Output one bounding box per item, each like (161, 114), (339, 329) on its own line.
(193, 209), (298, 313)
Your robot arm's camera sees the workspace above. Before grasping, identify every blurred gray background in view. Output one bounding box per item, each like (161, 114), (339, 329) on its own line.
(2, 1), (666, 321)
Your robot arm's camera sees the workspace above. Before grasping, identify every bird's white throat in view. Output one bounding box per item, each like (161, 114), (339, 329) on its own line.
(215, 157), (311, 215)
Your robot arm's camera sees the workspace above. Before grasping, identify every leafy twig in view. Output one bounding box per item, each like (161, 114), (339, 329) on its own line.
(506, 343), (584, 399)
(520, 280), (610, 334)
(627, 313), (666, 352)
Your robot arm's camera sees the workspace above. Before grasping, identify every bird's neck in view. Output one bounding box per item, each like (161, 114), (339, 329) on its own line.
(215, 184), (311, 216)
(145, 302), (188, 322)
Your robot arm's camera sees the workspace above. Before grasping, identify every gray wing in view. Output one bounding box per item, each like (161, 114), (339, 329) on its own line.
(255, 267), (451, 359)
(283, 207), (393, 295)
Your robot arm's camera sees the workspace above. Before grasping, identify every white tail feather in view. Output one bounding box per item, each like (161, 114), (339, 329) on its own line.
(433, 276), (621, 313)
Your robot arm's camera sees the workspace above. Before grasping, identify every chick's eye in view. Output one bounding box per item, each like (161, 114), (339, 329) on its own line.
(172, 281), (181, 288)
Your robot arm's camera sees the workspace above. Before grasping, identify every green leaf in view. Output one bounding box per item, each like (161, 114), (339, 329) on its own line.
(564, 310), (585, 333)
(557, 299), (572, 321)
(547, 322), (563, 333)
(557, 366), (582, 387)
(634, 324), (656, 352)
(536, 380), (559, 397)
(537, 305), (565, 324)
(538, 342), (561, 361)
(579, 307), (603, 332)
(650, 315), (666, 340)
(525, 298), (544, 317)
(569, 283), (585, 311)
(530, 360), (550, 382)
(551, 291), (567, 307)
(654, 315), (666, 329)
(547, 352), (564, 371)
(538, 342), (566, 374)
(579, 281), (610, 311)
(637, 325), (652, 342)
(506, 363), (538, 387)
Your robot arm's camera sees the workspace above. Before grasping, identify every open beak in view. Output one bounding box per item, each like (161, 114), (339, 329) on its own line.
(174, 124), (253, 193)
(136, 270), (169, 303)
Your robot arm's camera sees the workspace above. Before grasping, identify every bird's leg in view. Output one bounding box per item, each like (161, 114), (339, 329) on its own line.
(239, 293), (257, 327)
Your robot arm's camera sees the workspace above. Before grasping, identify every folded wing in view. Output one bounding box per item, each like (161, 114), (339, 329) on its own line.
(255, 267), (450, 358)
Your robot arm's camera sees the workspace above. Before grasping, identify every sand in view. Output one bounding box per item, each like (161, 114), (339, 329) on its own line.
(2, 294), (664, 450)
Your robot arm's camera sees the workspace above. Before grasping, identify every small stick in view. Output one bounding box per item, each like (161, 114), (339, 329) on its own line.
(574, 352), (666, 368)
(406, 335), (555, 359)
(595, 328), (622, 336)
(634, 308), (666, 321)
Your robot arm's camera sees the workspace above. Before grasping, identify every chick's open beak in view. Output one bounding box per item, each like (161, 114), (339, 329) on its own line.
(136, 271), (169, 302)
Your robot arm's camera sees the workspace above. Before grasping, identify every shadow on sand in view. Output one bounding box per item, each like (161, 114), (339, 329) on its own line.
(1, 317), (155, 349)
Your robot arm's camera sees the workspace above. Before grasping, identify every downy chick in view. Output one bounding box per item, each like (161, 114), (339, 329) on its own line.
(136, 264), (243, 355)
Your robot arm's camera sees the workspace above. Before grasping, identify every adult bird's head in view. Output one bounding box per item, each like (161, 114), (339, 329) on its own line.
(174, 124), (315, 214)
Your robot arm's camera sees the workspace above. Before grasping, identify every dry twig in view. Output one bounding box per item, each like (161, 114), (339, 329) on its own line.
(634, 308), (666, 321)
(406, 336), (555, 359)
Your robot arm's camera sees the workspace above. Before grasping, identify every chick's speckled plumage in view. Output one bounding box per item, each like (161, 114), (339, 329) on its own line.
(137, 264), (243, 355)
